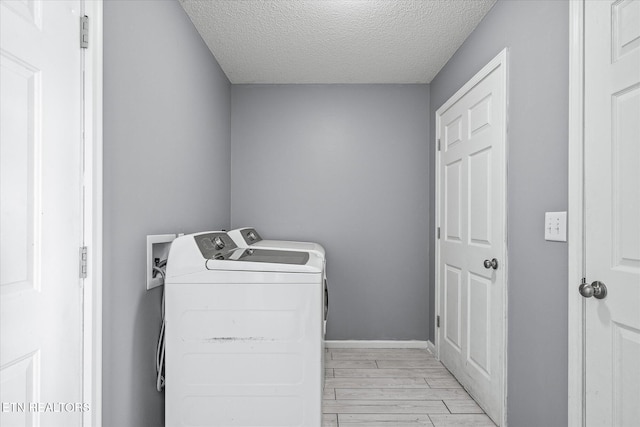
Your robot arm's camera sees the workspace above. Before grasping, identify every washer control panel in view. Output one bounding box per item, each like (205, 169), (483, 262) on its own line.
(194, 232), (238, 259)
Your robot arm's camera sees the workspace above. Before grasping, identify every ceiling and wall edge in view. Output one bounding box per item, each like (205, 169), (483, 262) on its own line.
(178, 0), (497, 84)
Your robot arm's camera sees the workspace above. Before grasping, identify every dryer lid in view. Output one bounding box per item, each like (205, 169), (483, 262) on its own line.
(195, 232), (319, 273)
(209, 248), (310, 265)
(203, 246), (321, 273)
(166, 231), (323, 278)
(228, 227), (326, 258)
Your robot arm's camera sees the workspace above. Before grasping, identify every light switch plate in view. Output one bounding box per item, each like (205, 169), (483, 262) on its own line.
(545, 211), (567, 242)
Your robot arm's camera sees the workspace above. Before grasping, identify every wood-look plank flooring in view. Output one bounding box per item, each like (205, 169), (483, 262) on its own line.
(322, 347), (496, 427)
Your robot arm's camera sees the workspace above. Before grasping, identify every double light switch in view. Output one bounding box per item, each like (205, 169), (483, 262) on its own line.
(544, 211), (567, 242)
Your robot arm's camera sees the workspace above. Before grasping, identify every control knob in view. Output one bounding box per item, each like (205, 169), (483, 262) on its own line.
(213, 236), (225, 250)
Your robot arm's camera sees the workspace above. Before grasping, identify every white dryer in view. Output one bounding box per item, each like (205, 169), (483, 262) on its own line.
(165, 231), (323, 427)
(227, 227), (328, 336)
(228, 227), (325, 258)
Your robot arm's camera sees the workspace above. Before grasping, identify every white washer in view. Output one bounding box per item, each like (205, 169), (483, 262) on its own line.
(165, 231), (323, 427)
(228, 227), (328, 335)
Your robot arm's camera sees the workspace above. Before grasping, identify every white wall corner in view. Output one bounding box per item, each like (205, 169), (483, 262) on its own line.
(426, 340), (436, 355)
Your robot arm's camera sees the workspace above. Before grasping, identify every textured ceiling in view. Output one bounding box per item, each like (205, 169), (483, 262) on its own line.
(178, 0), (497, 84)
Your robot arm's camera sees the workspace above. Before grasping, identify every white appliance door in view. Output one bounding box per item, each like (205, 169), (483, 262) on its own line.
(1, 1), (84, 426)
(584, 1), (640, 425)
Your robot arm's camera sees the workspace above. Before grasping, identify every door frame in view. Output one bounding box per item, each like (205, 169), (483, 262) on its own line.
(567, 1), (585, 426)
(81, 1), (103, 425)
(434, 48), (509, 426)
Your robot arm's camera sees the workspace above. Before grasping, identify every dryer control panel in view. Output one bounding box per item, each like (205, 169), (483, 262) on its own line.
(240, 227), (263, 245)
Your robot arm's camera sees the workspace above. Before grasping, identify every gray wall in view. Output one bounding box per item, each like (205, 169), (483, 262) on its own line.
(231, 85), (431, 340)
(429, 1), (569, 425)
(103, 1), (231, 426)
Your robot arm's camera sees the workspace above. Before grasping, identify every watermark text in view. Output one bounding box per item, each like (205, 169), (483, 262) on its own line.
(1, 402), (90, 413)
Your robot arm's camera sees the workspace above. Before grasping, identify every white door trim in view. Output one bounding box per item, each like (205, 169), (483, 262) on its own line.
(434, 48), (509, 427)
(567, 2), (585, 426)
(82, 1), (103, 425)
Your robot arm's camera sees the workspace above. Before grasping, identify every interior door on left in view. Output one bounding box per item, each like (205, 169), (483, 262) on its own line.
(1, 1), (84, 426)
(437, 52), (507, 425)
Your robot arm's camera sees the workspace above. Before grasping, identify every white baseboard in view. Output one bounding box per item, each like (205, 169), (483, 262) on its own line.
(324, 340), (429, 349)
(426, 340), (436, 355)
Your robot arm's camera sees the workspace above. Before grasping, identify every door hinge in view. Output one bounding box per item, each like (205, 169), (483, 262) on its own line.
(437, 227), (440, 239)
(437, 315), (440, 328)
(80, 15), (89, 49)
(437, 139), (441, 151)
(79, 246), (88, 279)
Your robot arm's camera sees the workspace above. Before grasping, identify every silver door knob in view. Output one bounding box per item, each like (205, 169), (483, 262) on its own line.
(579, 280), (607, 299)
(483, 258), (498, 270)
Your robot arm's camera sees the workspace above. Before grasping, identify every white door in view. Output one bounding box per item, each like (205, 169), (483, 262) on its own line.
(1, 1), (84, 426)
(436, 50), (507, 425)
(583, 1), (640, 425)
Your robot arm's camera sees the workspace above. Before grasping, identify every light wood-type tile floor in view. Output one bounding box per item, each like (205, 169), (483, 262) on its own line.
(322, 347), (497, 427)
